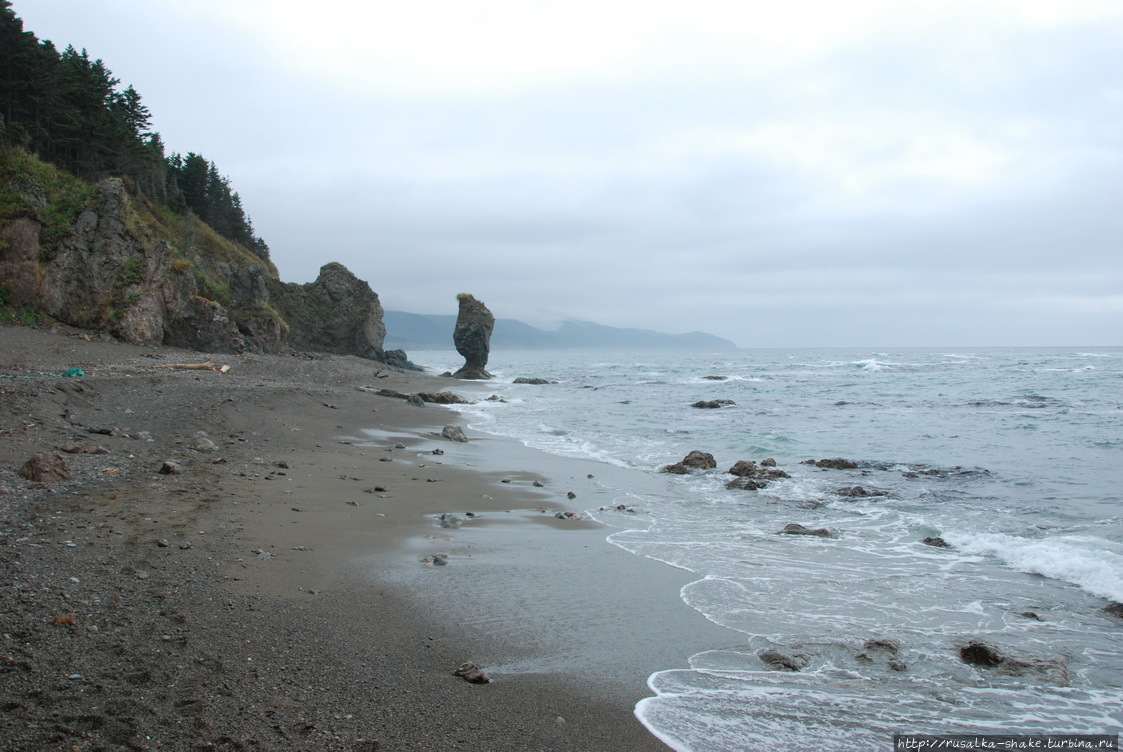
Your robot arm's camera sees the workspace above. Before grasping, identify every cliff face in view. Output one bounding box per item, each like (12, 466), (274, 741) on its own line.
(268, 263), (387, 361)
(0, 149), (388, 360)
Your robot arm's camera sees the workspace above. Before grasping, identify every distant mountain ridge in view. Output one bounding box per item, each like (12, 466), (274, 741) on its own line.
(384, 311), (736, 350)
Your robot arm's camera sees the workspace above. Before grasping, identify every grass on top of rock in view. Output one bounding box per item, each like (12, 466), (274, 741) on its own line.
(0, 147), (93, 258)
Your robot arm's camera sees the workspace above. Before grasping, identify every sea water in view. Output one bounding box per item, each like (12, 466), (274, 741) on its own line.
(410, 347), (1123, 751)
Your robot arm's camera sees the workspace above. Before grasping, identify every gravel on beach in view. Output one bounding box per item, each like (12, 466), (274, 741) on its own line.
(0, 324), (670, 752)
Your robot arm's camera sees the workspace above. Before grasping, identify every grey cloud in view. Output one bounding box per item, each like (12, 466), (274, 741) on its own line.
(13, 1), (1123, 347)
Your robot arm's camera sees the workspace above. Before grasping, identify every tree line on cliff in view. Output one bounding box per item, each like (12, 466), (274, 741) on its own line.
(0, 1), (267, 258)
(0, 3), (395, 363)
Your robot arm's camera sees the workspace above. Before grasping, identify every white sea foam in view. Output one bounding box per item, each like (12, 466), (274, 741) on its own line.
(949, 531), (1123, 602)
(636, 669), (1123, 752)
(409, 346), (1123, 750)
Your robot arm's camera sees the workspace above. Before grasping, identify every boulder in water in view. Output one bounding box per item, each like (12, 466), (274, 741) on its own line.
(691, 399), (735, 409)
(758, 649), (810, 671)
(778, 523), (832, 538)
(661, 450), (717, 474)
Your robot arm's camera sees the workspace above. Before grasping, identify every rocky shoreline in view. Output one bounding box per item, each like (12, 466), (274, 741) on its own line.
(0, 324), (673, 751)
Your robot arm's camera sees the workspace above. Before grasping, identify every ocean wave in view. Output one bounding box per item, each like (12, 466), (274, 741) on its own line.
(948, 531), (1123, 602)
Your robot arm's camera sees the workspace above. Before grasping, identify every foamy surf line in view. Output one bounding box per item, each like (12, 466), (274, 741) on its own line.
(949, 531), (1123, 602)
(403, 347), (1123, 751)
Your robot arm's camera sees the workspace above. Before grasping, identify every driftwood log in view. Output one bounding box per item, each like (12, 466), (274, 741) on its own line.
(153, 362), (231, 373)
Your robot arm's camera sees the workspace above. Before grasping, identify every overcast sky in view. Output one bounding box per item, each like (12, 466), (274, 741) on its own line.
(15, 0), (1123, 347)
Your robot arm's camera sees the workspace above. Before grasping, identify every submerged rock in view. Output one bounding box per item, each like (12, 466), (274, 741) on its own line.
(416, 391), (472, 404)
(959, 641), (1005, 667)
(856, 638), (903, 668)
(691, 399), (735, 409)
(758, 649), (810, 671)
(803, 458), (859, 470)
(726, 477), (769, 491)
(778, 523), (832, 538)
(958, 640), (1070, 684)
(835, 486), (888, 498)
(922, 536), (950, 548)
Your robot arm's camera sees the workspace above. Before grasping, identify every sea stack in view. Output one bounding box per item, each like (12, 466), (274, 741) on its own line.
(451, 293), (494, 379)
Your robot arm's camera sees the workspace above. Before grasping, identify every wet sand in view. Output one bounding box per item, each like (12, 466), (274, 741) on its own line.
(0, 324), (735, 751)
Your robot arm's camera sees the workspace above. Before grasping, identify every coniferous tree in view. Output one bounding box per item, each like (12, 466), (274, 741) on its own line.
(0, 2), (268, 257)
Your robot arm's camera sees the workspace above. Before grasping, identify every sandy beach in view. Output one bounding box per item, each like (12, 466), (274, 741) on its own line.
(0, 324), (735, 751)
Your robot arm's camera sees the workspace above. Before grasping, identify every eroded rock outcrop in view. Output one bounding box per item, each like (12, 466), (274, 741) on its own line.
(451, 294), (494, 380)
(268, 263), (387, 360)
(0, 158), (401, 363)
(2, 177), (261, 352)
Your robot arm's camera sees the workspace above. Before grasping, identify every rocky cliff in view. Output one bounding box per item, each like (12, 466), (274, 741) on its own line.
(267, 262), (386, 360)
(0, 147), (390, 361)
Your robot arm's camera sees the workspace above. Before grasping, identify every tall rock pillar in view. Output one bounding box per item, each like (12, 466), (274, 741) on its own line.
(451, 293), (494, 379)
